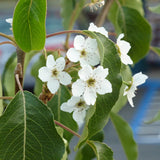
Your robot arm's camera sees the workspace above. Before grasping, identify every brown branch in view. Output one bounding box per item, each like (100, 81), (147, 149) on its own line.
(0, 96), (13, 100)
(0, 41), (16, 46)
(0, 32), (15, 43)
(95, 0), (114, 27)
(15, 74), (23, 92)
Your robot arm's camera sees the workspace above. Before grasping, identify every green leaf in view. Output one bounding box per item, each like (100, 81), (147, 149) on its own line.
(87, 141), (113, 160)
(150, 46), (160, 56)
(47, 85), (78, 142)
(110, 112), (138, 160)
(108, 0), (144, 33)
(0, 91), (65, 160)
(75, 131), (104, 160)
(149, 5), (160, 14)
(0, 76), (3, 116)
(78, 31), (122, 147)
(2, 51), (38, 96)
(145, 110), (160, 124)
(112, 64), (132, 113)
(13, 0), (47, 52)
(117, 7), (151, 63)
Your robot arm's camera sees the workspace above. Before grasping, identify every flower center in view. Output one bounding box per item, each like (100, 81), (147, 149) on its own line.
(116, 44), (121, 56)
(81, 50), (87, 57)
(87, 78), (96, 87)
(52, 69), (59, 77)
(126, 78), (133, 91)
(76, 101), (85, 108)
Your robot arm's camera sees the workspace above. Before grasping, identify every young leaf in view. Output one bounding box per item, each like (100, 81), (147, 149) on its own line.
(87, 141), (113, 160)
(110, 112), (138, 160)
(145, 110), (160, 124)
(47, 85), (78, 142)
(150, 46), (160, 56)
(13, 0), (47, 52)
(149, 5), (160, 14)
(78, 32), (122, 148)
(0, 91), (65, 160)
(0, 76), (3, 116)
(117, 7), (151, 63)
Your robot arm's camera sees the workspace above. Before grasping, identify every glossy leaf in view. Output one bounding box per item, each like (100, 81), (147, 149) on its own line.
(75, 131), (104, 160)
(0, 91), (65, 160)
(13, 0), (47, 52)
(112, 64), (132, 113)
(150, 46), (160, 56)
(47, 85), (78, 142)
(0, 76), (3, 116)
(77, 31), (122, 147)
(149, 5), (160, 14)
(2, 51), (38, 96)
(87, 141), (113, 160)
(110, 112), (138, 160)
(146, 110), (160, 124)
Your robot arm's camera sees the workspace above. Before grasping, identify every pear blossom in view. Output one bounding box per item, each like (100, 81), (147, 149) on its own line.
(61, 96), (89, 125)
(6, 18), (13, 30)
(66, 35), (100, 67)
(88, 22), (108, 38)
(124, 72), (148, 107)
(38, 55), (72, 94)
(72, 65), (112, 105)
(116, 33), (133, 65)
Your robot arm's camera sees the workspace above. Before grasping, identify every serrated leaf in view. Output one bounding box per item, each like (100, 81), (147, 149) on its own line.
(117, 7), (151, 63)
(75, 131), (104, 160)
(0, 91), (65, 160)
(145, 110), (160, 124)
(150, 46), (160, 56)
(13, 0), (47, 52)
(77, 31), (122, 147)
(2, 51), (38, 96)
(112, 64), (132, 113)
(108, 0), (144, 33)
(110, 112), (138, 160)
(0, 76), (3, 116)
(87, 141), (113, 160)
(47, 85), (78, 142)
(149, 5), (160, 14)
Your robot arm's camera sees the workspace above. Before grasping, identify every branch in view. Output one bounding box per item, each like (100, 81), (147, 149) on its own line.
(0, 96), (13, 100)
(15, 74), (23, 92)
(0, 32), (15, 43)
(0, 41), (16, 46)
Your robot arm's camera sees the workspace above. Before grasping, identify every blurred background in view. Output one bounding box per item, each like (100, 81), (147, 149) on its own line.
(0, 0), (160, 159)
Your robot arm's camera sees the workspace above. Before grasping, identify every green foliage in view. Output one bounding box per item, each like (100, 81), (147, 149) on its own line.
(48, 85), (78, 142)
(87, 141), (113, 160)
(0, 91), (65, 160)
(110, 112), (138, 160)
(75, 131), (104, 160)
(77, 31), (122, 148)
(13, 0), (47, 52)
(146, 110), (160, 124)
(0, 77), (3, 116)
(150, 46), (160, 56)
(149, 5), (160, 14)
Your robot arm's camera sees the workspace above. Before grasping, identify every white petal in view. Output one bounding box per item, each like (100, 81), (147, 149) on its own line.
(73, 109), (86, 125)
(60, 102), (74, 113)
(78, 65), (93, 81)
(66, 48), (80, 62)
(74, 35), (85, 51)
(72, 79), (86, 97)
(93, 66), (109, 81)
(83, 50), (100, 66)
(84, 87), (97, 105)
(120, 54), (133, 65)
(59, 72), (72, 85)
(56, 57), (65, 71)
(127, 90), (135, 107)
(38, 67), (52, 82)
(67, 96), (82, 106)
(133, 72), (148, 86)
(118, 40), (131, 55)
(6, 18), (13, 25)
(117, 33), (124, 43)
(84, 38), (98, 53)
(46, 55), (56, 69)
(47, 78), (60, 94)
(95, 79), (112, 95)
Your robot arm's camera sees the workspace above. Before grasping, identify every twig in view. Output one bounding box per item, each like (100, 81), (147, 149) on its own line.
(0, 41), (16, 46)
(54, 120), (81, 138)
(0, 96), (13, 100)
(0, 32), (15, 43)
(95, 0), (114, 27)
(15, 74), (23, 92)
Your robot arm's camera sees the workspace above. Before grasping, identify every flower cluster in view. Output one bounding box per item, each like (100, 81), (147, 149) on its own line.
(38, 22), (148, 125)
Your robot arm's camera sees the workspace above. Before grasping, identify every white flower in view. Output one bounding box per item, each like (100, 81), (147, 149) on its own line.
(124, 72), (148, 107)
(61, 96), (89, 126)
(66, 35), (100, 67)
(88, 22), (108, 38)
(72, 65), (112, 105)
(116, 33), (133, 65)
(38, 55), (72, 94)
(6, 18), (13, 30)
